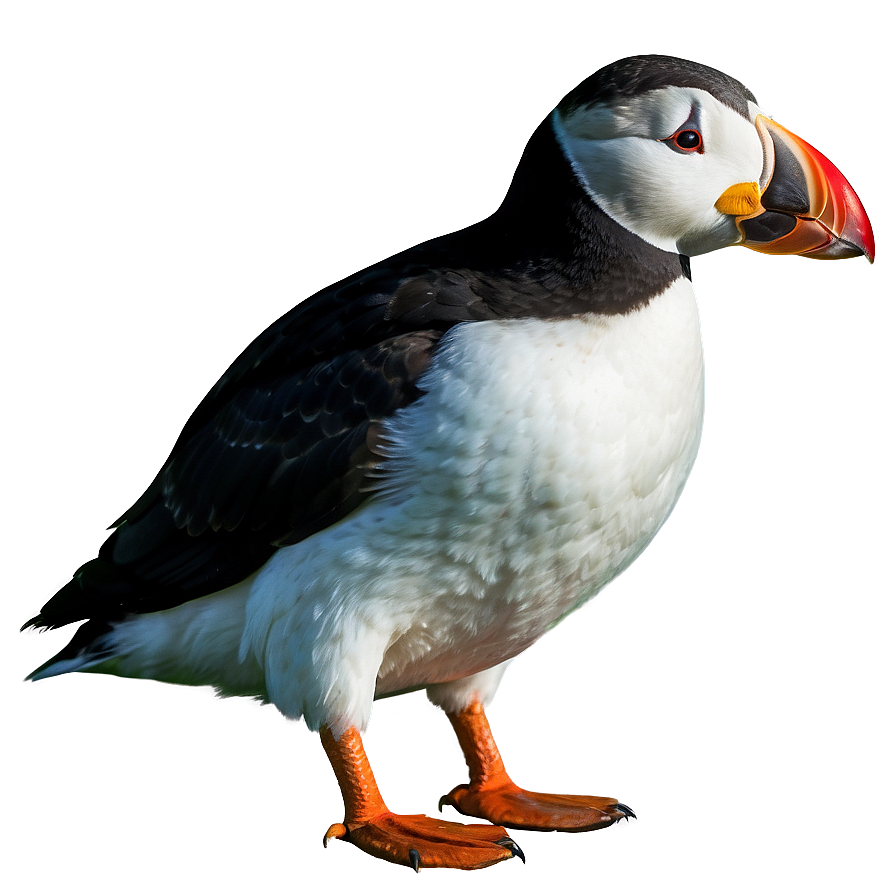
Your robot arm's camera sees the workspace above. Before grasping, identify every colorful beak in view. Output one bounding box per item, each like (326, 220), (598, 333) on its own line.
(727, 115), (874, 262)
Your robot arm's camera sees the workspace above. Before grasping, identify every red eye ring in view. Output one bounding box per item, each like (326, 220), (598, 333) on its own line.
(663, 128), (704, 154)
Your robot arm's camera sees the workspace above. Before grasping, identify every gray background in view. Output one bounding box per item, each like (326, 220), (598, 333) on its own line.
(4, 2), (892, 894)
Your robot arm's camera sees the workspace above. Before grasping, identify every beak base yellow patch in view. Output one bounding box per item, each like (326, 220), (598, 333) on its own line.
(715, 181), (761, 217)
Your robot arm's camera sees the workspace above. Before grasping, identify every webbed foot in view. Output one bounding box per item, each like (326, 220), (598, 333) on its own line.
(440, 782), (634, 832)
(324, 813), (524, 870)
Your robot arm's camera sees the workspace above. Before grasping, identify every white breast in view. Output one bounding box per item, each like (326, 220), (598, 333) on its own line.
(239, 276), (705, 729)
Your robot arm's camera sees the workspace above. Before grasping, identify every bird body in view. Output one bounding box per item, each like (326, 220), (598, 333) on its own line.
(25, 55), (873, 870)
(95, 278), (704, 730)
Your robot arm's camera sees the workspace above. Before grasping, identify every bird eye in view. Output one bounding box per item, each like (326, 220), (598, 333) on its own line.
(662, 128), (704, 154)
(675, 130), (702, 150)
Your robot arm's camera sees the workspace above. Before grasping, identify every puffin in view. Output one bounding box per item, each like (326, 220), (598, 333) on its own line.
(24, 55), (874, 871)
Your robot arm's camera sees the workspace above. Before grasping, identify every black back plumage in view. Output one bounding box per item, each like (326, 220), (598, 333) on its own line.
(27, 95), (690, 638)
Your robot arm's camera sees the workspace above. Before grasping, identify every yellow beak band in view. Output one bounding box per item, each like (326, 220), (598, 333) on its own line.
(715, 181), (761, 217)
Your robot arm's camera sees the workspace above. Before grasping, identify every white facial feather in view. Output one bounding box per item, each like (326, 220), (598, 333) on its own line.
(554, 86), (765, 256)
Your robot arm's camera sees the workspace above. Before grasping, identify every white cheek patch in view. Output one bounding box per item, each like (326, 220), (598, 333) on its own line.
(554, 88), (766, 256)
(560, 132), (686, 253)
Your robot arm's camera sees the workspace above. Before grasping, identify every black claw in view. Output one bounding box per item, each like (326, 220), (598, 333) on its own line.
(497, 836), (526, 864)
(614, 802), (637, 820)
(409, 848), (422, 873)
(437, 794), (449, 812)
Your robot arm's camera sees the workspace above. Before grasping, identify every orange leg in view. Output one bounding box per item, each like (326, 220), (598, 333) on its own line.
(440, 701), (635, 832)
(320, 724), (524, 871)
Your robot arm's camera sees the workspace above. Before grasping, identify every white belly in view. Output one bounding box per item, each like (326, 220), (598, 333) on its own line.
(240, 277), (705, 728)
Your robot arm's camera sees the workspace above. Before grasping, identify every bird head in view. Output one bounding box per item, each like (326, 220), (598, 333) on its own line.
(552, 55), (874, 262)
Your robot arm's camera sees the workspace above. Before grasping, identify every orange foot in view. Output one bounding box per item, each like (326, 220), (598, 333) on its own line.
(324, 812), (524, 871)
(440, 782), (635, 832)
(320, 725), (524, 872)
(442, 700), (636, 833)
